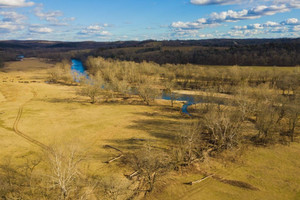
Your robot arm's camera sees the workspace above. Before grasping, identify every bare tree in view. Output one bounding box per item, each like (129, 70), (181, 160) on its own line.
(233, 83), (255, 121)
(202, 106), (244, 150)
(284, 88), (300, 142)
(124, 146), (171, 197)
(173, 121), (204, 167)
(136, 76), (161, 105)
(98, 175), (131, 200)
(0, 154), (43, 199)
(163, 71), (177, 107)
(45, 145), (84, 200)
(251, 84), (285, 143)
(77, 74), (104, 104)
(48, 60), (73, 84)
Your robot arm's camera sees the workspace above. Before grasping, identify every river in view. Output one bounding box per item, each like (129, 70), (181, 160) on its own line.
(71, 59), (206, 115)
(161, 92), (198, 115)
(71, 59), (88, 81)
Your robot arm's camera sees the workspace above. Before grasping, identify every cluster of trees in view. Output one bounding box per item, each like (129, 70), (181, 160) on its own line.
(175, 84), (299, 167)
(70, 57), (162, 105)
(48, 57), (299, 150)
(48, 60), (74, 84)
(75, 56), (299, 155)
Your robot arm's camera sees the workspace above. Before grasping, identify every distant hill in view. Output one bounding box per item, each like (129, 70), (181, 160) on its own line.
(0, 38), (299, 66)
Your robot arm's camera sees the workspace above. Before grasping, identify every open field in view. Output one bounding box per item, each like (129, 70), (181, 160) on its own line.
(0, 59), (187, 176)
(150, 143), (300, 200)
(0, 59), (299, 199)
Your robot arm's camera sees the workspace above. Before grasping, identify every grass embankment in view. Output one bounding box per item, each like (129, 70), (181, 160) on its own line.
(0, 59), (299, 199)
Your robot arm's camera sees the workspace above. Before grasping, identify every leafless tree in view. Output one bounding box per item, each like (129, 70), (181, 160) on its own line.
(123, 145), (171, 197)
(284, 88), (300, 142)
(173, 121), (204, 167)
(44, 145), (84, 200)
(77, 74), (104, 104)
(202, 106), (244, 150)
(48, 60), (73, 84)
(98, 175), (131, 200)
(251, 84), (285, 142)
(163, 71), (177, 107)
(136, 76), (161, 105)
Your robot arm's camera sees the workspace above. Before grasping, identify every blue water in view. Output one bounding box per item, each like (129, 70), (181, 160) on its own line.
(161, 92), (226, 116)
(161, 92), (199, 116)
(71, 59), (88, 81)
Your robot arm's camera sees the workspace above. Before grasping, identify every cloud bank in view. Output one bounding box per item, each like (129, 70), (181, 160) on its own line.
(0, 0), (34, 7)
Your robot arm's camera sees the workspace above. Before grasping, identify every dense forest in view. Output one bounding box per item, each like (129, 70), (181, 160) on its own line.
(0, 38), (299, 66)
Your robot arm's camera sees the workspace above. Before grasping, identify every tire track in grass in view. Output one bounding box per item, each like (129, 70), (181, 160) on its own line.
(12, 88), (53, 153)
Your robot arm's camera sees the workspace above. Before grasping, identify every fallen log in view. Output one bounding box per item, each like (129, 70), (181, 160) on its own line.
(104, 154), (124, 164)
(103, 145), (123, 153)
(184, 175), (213, 185)
(125, 171), (140, 179)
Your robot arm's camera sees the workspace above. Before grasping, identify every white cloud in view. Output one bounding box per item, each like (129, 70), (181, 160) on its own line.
(190, 0), (243, 5)
(199, 33), (214, 38)
(34, 6), (62, 22)
(86, 25), (103, 31)
(34, 5), (74, 26)
(0, 0), (34, 7)
(171, 3), (292, 30)
(233, 21), (280, 30)
(29, 26), (53, 33)
(0, 22), (23, 33)
(191, 0), (300, 7)
(230, 18), (300, 37)
(247, 4), (290, 16)
(281, 18), (300, 25)
(0, 11), (26, 33)
(274, 0), (300, 8)
(175, 29), (199, 36)
(78, 24), (112, 36)
(292, 25), (300, 31)
(0, 11), (27, 23)
(171, 17), (300, 39)
(234, 18), (299, 30)
(264, 21), (280, 27)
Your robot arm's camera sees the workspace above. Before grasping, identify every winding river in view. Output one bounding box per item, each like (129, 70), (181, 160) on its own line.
(161, 92), (198, 115)
(71, 59), (201, 115)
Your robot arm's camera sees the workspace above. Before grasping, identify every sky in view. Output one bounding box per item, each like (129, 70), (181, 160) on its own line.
(0, 0), (299, 41)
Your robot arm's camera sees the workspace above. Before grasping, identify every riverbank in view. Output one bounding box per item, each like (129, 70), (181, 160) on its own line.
(174, 90), (234, 99)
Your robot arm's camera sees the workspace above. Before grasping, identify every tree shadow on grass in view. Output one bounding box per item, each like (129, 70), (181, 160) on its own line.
(104, 138), (157, 152)
(106, 105), (189, 152)
(45, 97), (82, 103)
(128, 118), (179, 141)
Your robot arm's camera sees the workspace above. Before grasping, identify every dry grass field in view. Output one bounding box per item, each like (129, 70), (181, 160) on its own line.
(0, 58), (185, 174)
(0, 59), (299, 199)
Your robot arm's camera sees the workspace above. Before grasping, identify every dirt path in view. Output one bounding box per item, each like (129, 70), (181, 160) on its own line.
(12, 89), (52, 152)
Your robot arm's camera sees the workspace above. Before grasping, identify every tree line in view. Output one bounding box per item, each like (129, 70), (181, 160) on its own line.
(92, 39), (300, 66)
(0, 38), (299, 66)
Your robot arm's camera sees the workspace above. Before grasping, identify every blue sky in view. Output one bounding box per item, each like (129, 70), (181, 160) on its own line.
(0, 0), (299, 41)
